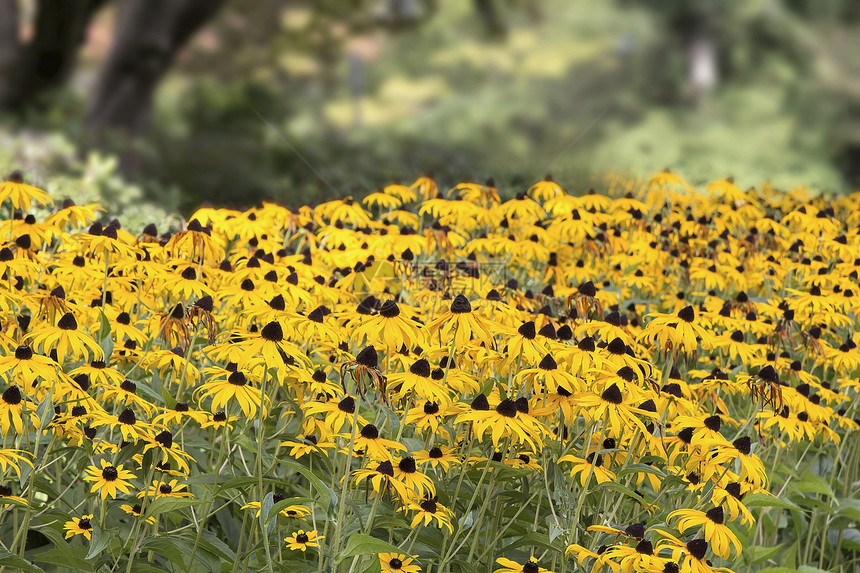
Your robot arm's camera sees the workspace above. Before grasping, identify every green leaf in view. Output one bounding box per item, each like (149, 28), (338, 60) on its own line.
(360, 557), (383, 573)
(500, 532), (564, 553)
(837, 499), (860, 522)
(0, 549), (46, 572)
(743, 543), (783, 565)
(141, 537), (188, 572)
(597, 481), (646, 504)
(335, 534), (405, 563)
(144, 496), (202, 519)
(794, 473), (835, 499)
(615, 463), (666, 479)
(113, 440), (145, 468)
(450, 559), (482, 573)
(743, 492), (804, 512)
(35, 393), (54, 430)
(35, 546), (95, 571)
(134, 379), (163, 403)
(261, 491), (276, 536)
(130, 564), (168, 573)
(278, 458), (335, 510)
(85, 526), (112, 560)
(97, 310), (111, 342)
(198, 531), (236, 562)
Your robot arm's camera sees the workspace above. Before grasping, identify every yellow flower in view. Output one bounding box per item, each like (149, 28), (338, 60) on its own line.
(64, 514), (94, 540)
(0, 171), (53, 210)
(83, 459), (136, 499)
(25, 312), (104, 364)
(379, 552), (421, 573)
(494, 557), (554, 573)
(285, 529), (323, 551)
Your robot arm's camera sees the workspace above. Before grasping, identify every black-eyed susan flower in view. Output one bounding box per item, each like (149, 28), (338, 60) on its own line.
(0, 171), (53, 210)
(558, 452), (616, 485)
(654, 532), (713, 573)
(64, 514), (94, 540)
(427, 294), (495, 348)
(0, 385), (38, 435)
(494, 557), (554, 573)
(414, 445), (459, 471)
(285, 529), (323, 552)
(83, 459), (135, 499)
(91, 408), (151, 443)
(119, 502), (157, 524)
(0, 483), (27, 505)
(142, 430), (194, 474)
(667, 506), (741, 559)
(138, 479), (192, 499)
(638, 306), (714, 355)
(399, 496), (454, 532)
(238, 320), (306, 373)
(352, 300), (425, 350)
(575, 382), (656, 436)
(242, 496), (312, 520)
(0, 449), (31, 478)
(351, 423), (407, 461)
(26, 312), (103, 363)
(379, 552), (421, 573)
(351, 460), (410, 502)
(195, 368), (264, 418)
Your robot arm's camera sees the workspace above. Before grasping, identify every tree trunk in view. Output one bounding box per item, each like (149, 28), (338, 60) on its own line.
(0, 0), (107, 110)
(0, 0), (20, 91)
(85, 0), (225, 143)
(473, 0), (506, 40)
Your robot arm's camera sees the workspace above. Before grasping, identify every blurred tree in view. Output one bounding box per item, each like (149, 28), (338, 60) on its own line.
(0, 0), (224, 137)
(0, 0), (107, 109)
(86, 0), (226, 144)
(473, 0), (506, 39)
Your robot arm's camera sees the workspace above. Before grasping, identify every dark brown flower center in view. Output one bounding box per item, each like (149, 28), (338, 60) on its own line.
(496, 399), (517, 418)
(1, 386), (21, 405)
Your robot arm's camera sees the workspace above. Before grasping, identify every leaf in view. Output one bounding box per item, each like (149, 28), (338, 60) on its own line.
(198, 531), (236, 562)
(134, 379), (163, 404)
(114, 440), (145, 469)
(278, 458), (335, 510)
(743, 543), (783, 565)
(615, 463), (666, 479)
(35, 546), (95, 571)
(35, 393), (54, 430)
(85, 526), (112, 560)
(500, 532), (564, 553)
(261, 491), (276, 536)
(597, 481), (646, 504)
(97, 310), (111, 342)
(794, 473), (835, 499)
(743, 492), (804, 512)
(0, 549), (45, 572)
(144, 496), (202, 519)
(335, 534), (405, 563)
(130, 564), (168, 573)
(837, 499), (860, 522)
(450, 559), (482, 573)
(141, 537), (188, 572)
(360, 557), (383, 573)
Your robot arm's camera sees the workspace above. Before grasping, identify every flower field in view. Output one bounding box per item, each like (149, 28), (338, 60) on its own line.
(0, 170), (858, 573)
